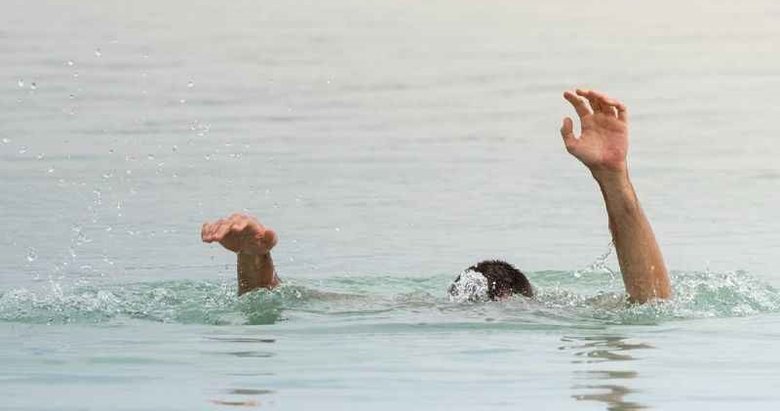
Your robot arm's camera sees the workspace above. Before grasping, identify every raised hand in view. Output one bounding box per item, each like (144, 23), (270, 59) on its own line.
(201, 213), (278, 256)
(559, 89), (671, 302)
(560, 89), (629, 174)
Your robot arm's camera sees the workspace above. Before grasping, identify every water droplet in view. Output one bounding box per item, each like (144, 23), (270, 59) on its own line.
(26, 248), (38, 262)
(94, 49), (102, 57)
(73, 72), (79, 79)
(179, 98), (187, 104)
(17, 79), (24, 88)
(36, 153), (45, 160)
(147, 154), (155, 160)
(66, 60), (74, 66)
(108, 148), (115, 154)
(187, 81), (194, 88)
(171, 145), (178, 152)
(73, 226), (91, 245)
(334, 227), (341, 232)
(69, 94), (76, 100)
(1, 138), (9, 144)
(47, 167), (55, 174)
(30, 82), (37, 90)
(93, 190), (103, 205)
(204, 154), (211, 161)
(18, 146), (28, 154)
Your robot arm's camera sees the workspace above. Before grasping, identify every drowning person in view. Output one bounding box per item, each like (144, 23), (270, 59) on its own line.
(200, 89), (672, 304)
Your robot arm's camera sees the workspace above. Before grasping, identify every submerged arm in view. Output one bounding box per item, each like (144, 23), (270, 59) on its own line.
(201, 213), (280, 295)
(560, 89), (671, 303)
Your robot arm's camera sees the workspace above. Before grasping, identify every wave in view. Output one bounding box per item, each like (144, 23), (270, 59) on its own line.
(1, 270), (778, 326)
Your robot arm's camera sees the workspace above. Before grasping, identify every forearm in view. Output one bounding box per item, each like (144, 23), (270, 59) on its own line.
(237, 252), (280, 295)
(593, 169), (671, 302)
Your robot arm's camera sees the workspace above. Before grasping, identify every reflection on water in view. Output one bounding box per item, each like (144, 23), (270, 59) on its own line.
(228, 388), (275, 395)
(560, 335), (652, 410)
(207, 333), (277, 408)
(209, 399), (260, 407)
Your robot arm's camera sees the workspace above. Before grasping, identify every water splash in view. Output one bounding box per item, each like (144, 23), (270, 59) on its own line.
(447, 269), (489, 303)
(573, 242), (616, 279)
(0, 270), (777, 327)
(26, 248), (38, 263)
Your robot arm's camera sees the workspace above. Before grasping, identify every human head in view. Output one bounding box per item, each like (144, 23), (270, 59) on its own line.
(448, 260), (533, 301)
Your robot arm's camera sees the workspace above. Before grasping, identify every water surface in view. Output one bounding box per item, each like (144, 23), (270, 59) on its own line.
(2, 0), (780, 409)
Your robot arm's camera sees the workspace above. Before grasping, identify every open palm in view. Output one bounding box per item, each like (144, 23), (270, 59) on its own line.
(560, 89), (629, 172)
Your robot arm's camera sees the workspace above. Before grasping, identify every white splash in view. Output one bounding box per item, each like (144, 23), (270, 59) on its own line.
(448, 269), (489, 303)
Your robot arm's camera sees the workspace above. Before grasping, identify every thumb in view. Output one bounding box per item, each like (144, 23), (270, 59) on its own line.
(560, 117), (576, 151)
(261, 228), (278, 250)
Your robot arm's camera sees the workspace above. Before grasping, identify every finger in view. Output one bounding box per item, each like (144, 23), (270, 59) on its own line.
(563, 91), (592, 118)
(228, 213), (245, 223)
(615, 104), (628, 122)
(560, 117), (577, 152)
(587, 90), (622, 106)
(261, 228), (278, 250)
(205, 222), (220, 242)
(201, 223), (212, 242)
(575, 89), (597, 110)
(591, 91), (617, 118)
(589, 90), (628, 120)
(230, 219), (249, 237)
(576, 89), (605, 113)
(213, 220), (233, 241)
(205, 219), (223, 241)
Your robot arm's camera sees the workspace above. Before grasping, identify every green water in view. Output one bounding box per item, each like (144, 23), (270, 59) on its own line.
(4, 271), (779, 327)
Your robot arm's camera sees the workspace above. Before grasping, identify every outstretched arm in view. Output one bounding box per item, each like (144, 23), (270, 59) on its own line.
(201, 213), (280, 295)
(560, 89), (671, 303)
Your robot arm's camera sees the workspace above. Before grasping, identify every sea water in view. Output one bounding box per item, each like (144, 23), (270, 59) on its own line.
(2, 0), (780, 409)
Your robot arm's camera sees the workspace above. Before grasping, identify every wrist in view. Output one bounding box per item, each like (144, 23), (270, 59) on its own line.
(238, 249), (271, 260)
(592, 166), (640, 214)
(590, 164), (629, 188)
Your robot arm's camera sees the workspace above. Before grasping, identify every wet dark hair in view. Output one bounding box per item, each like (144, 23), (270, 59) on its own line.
(468, 260), (533, 300)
